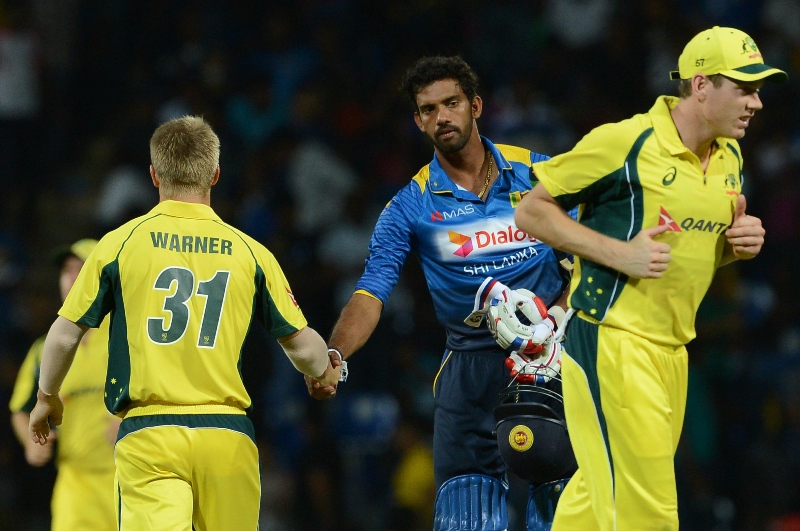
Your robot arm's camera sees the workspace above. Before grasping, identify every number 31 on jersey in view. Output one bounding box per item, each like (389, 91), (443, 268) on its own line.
(147, 266), (230, 348)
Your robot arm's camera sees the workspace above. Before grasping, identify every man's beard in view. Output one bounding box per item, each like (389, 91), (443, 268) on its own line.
(430, 119), (473, 153)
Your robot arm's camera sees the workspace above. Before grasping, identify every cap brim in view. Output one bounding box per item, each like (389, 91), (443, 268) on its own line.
(724, 63), (788, 83)
(50, 239), (98, 266)
(50, 247), (75, 267)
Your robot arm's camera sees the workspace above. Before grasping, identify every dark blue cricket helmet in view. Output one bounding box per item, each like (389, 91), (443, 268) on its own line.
(494, 376), (577, 484)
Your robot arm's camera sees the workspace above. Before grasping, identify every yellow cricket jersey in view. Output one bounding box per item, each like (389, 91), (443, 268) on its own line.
(533, 96), (742, 346)
(58, 200), (307, 415)
(9, 320), (115, 470)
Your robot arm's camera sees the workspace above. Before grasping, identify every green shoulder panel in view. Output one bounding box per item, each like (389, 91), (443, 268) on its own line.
(568, 128), (653, 321)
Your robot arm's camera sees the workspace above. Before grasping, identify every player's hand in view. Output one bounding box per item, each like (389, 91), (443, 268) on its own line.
(305, 350), (343, 400)
(24, 430), (56, 467)
(487, 295), (554, 356)
(622, 225), (672, 278)
(726, 194), (764, 260)
(505, 341), (563, 384)
(314, 360), (342, 388)
(29, 389), (64, 445)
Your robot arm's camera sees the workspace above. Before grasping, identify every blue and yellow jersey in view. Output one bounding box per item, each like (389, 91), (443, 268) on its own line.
(356, 137), (571, 352)
(9, 320), (115, 470)
(533, 96), (743, 346)
(58, 200), (306, 415)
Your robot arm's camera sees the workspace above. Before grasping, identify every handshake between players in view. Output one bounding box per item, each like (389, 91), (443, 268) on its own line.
(466, 277), (567, 384)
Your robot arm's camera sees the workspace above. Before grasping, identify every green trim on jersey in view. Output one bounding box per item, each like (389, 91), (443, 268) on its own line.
(558, 129), (652, 321)
(117, 413), (256, 444)
(724, 142), (743, 187)
(533, 97), (744, 345)
(59, 201), (308, 416)
(564, 318), (612, 482)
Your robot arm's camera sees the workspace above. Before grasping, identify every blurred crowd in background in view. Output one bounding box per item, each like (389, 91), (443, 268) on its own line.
(0, 1), (799, 530)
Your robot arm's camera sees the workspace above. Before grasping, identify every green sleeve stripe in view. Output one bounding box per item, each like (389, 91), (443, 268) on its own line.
(254, 264), (298, 339)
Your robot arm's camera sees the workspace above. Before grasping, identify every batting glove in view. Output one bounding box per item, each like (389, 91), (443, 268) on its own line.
(504, 341), (563, 384)
(487, 297), (554, 356)
(464, 277), (549, 328)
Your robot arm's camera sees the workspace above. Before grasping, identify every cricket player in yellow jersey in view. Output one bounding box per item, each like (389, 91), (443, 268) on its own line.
(10, 239), (118, 531)
(514, 27), (784, 529)
(28, 115), (341, 531)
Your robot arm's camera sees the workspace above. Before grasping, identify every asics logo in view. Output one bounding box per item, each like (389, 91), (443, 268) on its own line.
(662, 167), (677, 186)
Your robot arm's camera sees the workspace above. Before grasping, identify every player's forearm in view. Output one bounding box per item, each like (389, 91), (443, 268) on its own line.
(515, 191), (630, 273)
(278, 326), (331, 378)
(328, 292), (383, 359)
(39, 316), (87, 395)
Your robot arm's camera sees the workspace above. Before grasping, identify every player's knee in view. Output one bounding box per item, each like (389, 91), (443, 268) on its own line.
(433, 474), (508, 531)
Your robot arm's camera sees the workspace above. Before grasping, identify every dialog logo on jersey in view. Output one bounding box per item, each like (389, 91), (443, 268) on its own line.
(658, 206), (682, 232)
(447, 225), (539, 259)
(449, 231), (474, 258)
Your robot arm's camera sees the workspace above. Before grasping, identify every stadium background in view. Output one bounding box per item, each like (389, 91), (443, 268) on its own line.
(0, 1), (798, 530)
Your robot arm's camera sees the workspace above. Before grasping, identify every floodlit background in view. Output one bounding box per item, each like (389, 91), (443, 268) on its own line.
(1, 1), (799, 530)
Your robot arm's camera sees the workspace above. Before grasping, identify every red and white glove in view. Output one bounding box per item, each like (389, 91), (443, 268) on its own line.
(504, 341), (563, 384)
(464, 277), (550, 329)
(486, 293), (555, 356)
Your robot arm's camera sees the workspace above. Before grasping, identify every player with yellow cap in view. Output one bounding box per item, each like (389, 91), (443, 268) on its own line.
(10, 238), (118, 530)
(514, 26), (784, 529)
(670, 25), (787, 83)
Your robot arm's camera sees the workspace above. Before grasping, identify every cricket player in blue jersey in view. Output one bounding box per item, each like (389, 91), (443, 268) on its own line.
(306, 56), (575, 530)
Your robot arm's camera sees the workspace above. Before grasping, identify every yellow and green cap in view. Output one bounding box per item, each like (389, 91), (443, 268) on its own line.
(670, 26), (787, 83)
(51, 238), (98, 266)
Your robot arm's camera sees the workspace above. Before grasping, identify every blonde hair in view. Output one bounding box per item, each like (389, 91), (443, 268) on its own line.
(149, 116), (220, 198)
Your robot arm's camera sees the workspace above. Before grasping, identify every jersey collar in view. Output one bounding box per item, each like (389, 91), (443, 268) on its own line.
(150, 200), (223, 221)
(649, 96), (689, 156)
(651, 96), (724, 159)
(426, 136), (511, 196)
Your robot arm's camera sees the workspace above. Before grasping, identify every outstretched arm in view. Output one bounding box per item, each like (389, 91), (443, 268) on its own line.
(305, 292), (383, 399)
(29, 316), (88, 444)
(278, 327), (341, 387)
(515, 184), (672, 279)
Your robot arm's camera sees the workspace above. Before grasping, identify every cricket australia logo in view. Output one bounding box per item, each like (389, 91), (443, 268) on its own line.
(449, 231), (474, 258)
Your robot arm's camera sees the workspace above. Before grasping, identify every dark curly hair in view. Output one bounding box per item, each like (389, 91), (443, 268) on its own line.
(399, 55), (480, 112)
